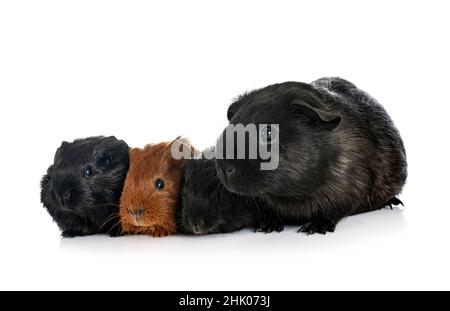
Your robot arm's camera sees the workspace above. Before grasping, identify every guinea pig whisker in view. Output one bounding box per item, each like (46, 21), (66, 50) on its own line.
(109, 216), (128, 235)
(101, 211), (120, 223)
(107, 219), (120, 231)
(218, 183), (226, 200)
(174, 218), (188, 232)
(98, 213), (121, 231)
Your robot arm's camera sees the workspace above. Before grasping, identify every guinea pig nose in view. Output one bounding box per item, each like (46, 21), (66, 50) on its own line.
(59, 190), (71, 201)
(226, 165), (235, 175)
(134, 208), (144, 218)
(222, 164), (235, 178)
(62, 191), (71, 199)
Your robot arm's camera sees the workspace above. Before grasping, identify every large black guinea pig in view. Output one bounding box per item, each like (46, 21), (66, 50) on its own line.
(179, 156), (284, 235)
(40, 136), (130, 237)
(216, 77), (407, 234)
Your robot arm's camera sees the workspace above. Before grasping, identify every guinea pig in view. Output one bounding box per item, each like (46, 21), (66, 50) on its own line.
(40, 136), (130, 237)
(119, 140), (189, 237)
(179, 156), (284, 235)
(215, 77), (407, 234)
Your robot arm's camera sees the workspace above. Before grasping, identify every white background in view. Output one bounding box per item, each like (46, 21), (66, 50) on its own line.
(0, 0), (449, 290)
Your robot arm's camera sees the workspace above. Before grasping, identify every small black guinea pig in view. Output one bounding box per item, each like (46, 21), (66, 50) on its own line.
(178, 155), (284, 235)
(216, 77), (407, 234)
(40, 136), (130, 237)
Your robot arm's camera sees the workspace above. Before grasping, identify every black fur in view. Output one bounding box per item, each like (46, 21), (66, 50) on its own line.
(216, 77), (407, 234)
(178, 157), (284, 235)
(40, 136), (129, 237)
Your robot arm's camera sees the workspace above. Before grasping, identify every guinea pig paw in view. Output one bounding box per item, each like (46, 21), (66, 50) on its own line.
(274, 224), (285, 232)
(298, 220), (335, 235)
(269, 222), (285, 233)
(255, 227), (270, 233)
(385, 197), (404, 209)
(255, 222), (285, 234)
(150, 228), (170, 238)
(61, 230), (80, 238)
(108, 230), (122, 238)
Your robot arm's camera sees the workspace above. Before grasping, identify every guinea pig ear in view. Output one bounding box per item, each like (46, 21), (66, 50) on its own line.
(94, 136), (129, 163)
(110, 136), (130, 151)
(96, 152), (114, 167)
(54, 141), (69, 163)
(97, 135), (119, 146)
(292, 99), (341, 129)
(227, 100), (244, 121)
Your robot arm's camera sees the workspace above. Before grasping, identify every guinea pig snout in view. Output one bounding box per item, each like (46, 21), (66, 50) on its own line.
(217, 162), (236, 181)
(128, 207), (145, 225)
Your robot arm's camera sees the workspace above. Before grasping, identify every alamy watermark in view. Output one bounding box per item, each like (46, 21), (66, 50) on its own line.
(171, 124), (279, 170)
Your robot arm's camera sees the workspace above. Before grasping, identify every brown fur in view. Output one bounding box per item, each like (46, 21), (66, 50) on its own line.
(119, 140), (189, 237)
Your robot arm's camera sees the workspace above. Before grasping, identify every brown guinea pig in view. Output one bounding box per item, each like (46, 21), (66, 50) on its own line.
(119, 139), (191, 237)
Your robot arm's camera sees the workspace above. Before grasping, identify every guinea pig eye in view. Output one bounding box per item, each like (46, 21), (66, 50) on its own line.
(155, 179), (164, 190)
(260, 125), (278, 145)
(260, 125), (272, 144)
(84, 166), (93, 177)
